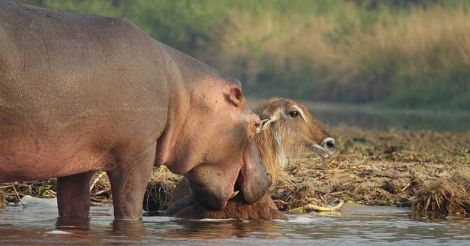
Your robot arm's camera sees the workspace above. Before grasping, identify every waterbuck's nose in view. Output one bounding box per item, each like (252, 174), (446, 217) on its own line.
(321, 137), (335, 151)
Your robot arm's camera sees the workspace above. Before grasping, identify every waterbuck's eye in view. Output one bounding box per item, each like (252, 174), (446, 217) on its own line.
(289, 111), (300, 118)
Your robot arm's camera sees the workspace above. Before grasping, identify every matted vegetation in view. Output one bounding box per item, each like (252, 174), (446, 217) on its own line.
(412, 170), (470, 217)
(2, 127), (469, 217)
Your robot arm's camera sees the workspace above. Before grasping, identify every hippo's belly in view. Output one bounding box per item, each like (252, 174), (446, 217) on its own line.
(0, 120), (116, 182)
(0, 101), (164, 182)
(0, 145), (113, 182)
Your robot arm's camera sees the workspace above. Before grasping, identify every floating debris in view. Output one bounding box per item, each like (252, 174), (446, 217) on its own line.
(289, 199), (344, 214)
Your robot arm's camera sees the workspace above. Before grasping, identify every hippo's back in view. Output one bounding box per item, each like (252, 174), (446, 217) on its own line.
(0, 1), (168, 181)
(0, 0), (163, 107)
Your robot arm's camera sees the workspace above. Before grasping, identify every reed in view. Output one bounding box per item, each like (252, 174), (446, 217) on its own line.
(204, 2), (470, 109)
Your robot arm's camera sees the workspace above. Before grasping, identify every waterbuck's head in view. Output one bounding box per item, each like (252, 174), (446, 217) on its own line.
(254, 98), (334, 180)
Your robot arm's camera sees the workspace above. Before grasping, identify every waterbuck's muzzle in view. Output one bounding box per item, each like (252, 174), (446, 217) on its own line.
(313, 137), (335, 158)
(321, 137), (335, 151)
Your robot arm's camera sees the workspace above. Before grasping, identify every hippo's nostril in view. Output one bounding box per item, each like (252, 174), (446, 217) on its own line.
(322, 137), (335, 150)
(254, 120), (262, 133)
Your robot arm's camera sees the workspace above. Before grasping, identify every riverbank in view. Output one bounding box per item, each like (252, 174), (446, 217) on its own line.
(1, 127), (469, 217)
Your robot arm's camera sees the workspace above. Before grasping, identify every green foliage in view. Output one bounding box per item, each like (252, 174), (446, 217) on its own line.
(128, 0), (232, 53)
(41, 0), (127, 16)
(17, 0), (470, 110)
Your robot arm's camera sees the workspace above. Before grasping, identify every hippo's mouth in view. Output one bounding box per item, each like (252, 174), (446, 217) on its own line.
(224, 160), (246, 202)
(229, 168), (246, 201)
(229, 180), (242, 200)
(231, 155), (272, 204)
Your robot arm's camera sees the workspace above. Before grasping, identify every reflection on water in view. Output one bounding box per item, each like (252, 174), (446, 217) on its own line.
(1, 201), (470, 245)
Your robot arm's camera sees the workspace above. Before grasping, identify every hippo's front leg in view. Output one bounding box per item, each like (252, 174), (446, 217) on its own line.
(107, 143), (156, 220)
(57, 171), (94, 220)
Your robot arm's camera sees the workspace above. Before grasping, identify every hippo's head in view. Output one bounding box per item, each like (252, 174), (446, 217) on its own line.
(158, 77), (270, 210)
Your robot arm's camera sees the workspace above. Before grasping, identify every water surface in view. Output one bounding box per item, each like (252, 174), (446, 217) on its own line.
(1, 199), (469, 245)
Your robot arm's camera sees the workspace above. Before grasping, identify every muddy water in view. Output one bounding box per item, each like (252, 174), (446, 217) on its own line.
(1, 200), (469, 245)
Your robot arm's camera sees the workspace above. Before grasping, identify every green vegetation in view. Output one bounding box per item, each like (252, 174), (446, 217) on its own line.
(20, 0), (470, 110)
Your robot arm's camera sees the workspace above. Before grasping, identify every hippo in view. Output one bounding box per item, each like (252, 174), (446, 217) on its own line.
(0, 190), (4, 209)
(0, 1), (270, 221)
(167, 98), (335, 219)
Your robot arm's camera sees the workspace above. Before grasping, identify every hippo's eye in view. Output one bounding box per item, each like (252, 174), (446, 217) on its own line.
(289, 111), (300, 118)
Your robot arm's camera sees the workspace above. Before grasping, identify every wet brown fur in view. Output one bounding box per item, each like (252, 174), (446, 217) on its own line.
(167, 179), (283, 220)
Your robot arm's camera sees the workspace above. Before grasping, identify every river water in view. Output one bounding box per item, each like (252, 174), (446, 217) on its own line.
(1, 199), (469, 245)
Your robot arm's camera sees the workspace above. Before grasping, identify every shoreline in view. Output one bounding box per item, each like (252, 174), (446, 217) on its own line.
(1, 126), (469, 218)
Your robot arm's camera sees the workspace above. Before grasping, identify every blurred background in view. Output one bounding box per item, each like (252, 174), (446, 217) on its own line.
(20, 0), (470, 131)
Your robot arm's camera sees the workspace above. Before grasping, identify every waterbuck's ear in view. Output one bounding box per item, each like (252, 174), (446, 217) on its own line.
(257, 108), (282, 132)
(257, 116), (279, 132)
(256, 118), (271, 133)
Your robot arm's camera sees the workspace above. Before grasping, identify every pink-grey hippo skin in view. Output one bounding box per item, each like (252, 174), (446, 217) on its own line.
(0, 1), (271, 221)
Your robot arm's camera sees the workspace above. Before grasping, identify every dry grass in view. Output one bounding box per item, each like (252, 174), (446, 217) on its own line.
(412, 168), (470, 217)
(267, 126), (469, 217)
(143, 166), (180, 212)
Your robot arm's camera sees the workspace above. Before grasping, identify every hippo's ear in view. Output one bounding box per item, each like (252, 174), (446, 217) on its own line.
(226, 87), (244, 107)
